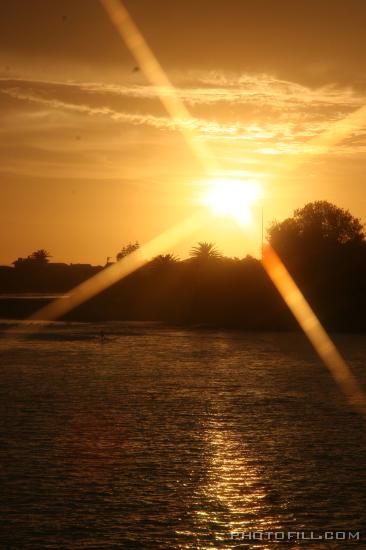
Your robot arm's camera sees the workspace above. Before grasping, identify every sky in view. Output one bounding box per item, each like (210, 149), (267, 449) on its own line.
(1, 0), (366, 265)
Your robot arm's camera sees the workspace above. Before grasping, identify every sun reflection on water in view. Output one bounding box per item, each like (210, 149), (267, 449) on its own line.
(188, 412), (285, 548)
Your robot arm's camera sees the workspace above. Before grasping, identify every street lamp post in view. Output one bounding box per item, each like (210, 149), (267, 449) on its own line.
(261, 206), (264, 261)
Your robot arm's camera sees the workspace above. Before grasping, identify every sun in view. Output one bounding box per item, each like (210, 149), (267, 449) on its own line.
(203, 178), (262, 225)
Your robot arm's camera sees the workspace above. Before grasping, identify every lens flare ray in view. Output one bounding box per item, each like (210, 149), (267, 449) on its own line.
(1, 212), (208, 342)
(262, 245), (366, 412)
(3, 0), (366, 417)
(100, 0), (218, 175)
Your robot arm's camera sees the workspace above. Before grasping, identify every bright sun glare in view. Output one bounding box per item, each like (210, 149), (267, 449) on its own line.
(203, 178), (262, 225)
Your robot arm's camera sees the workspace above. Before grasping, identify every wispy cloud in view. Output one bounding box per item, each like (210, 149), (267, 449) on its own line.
(2, 72), (365, 110)
(2, 72), (366, 167)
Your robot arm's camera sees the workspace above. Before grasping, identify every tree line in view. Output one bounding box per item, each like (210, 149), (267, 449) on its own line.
(1, 201), (366, 331)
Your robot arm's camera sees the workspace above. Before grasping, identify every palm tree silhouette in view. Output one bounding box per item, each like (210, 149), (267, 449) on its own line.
(153, 254), (179, 266)
(189, 242), (222, 261)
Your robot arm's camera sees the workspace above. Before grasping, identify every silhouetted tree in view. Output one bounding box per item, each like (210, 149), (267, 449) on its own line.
(29, 249), (52, 264)
(267, 201), (366, 330)
(268, 201), (365, 254)
(3, 201), (366, 331)
(152, 254), (179, 266)
(189, 242), (222, 261)
(116, 241), (140, 261)
(13, 249), (51, 268)
(12, 257), (27, 268)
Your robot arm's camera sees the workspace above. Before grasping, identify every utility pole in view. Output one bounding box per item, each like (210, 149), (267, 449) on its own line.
(261, 206), (264, 261)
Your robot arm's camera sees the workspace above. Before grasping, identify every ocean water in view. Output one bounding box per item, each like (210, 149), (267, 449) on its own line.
(0, 322), (365, 549)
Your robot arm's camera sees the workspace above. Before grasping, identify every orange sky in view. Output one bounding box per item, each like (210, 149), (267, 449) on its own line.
(1, 0), (366, 265)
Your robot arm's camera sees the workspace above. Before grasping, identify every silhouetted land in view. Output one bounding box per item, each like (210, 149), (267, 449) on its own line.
(1, 201), (366, 331)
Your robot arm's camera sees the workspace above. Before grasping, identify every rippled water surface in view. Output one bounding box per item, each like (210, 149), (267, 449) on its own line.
(1, 322), (366, 548)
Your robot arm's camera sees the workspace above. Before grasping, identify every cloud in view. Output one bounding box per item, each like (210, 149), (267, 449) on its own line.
(0, 79), (253, 136)
(2, 71), (365, 110)
(1, 70), (366, 181)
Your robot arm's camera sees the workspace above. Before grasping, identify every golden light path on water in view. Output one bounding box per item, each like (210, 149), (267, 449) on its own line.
(191, 416), (270, 546)
(1, 3), (365, 547)
(3, 0), (366, 420)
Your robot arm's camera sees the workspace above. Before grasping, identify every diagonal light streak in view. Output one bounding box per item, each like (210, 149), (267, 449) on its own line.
(1, 211), (208, 342)
(301, 104), (366, 155)
(271, 100), (366, 180)
(2, 0), (217, 343)
(29, 212), (207, 323)
(98, 0), (366, 411)
(3, 0), (366, 413)
(263, 246), (366, 412)
(100, 0), (218, 175)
